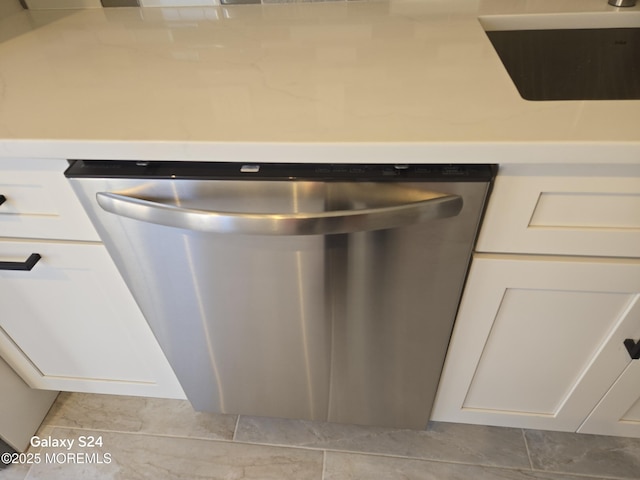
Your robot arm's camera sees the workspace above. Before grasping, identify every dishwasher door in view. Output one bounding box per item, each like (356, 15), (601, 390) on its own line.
(66, 162), (493, 429)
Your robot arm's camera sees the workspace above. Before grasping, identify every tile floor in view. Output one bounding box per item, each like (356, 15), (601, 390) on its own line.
(2, 392), (640, 479)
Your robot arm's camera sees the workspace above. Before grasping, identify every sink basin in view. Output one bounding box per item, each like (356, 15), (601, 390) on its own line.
(479, 13), (640, 101)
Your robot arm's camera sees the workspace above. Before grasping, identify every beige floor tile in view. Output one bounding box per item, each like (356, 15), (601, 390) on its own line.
(25, 427), (323, 480)
(0, 426), (57, 480)
(324, 452), (591, 480)
(12, 393), (638, 479)
(43, 393), (236, 441)
(525, 429), (640, 479)
(0, 462), (30, 480)
(236, 416), (531, 469)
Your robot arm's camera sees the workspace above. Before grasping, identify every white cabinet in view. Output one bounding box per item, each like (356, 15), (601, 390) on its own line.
(433, 164), (640, 437)
(0, 158), (184, 399)
(432, 255), (640, 433)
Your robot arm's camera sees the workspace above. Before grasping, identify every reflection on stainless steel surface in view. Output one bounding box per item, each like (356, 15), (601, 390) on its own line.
(67, 162), (493, 429)
(94, 184), (462, 236)
(609, 0), (636, 7)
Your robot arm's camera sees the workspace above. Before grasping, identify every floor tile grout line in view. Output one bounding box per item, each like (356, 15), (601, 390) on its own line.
(519, 429), (637, 480)
(321, 450), (327, 480)
(232, 415), (241, 442)
(36, 424), (536, 468)
(301, 448), (636, 480)
(39, 425), (338, 454)
(22, 463), (33, 480)
(30, 424), (634, 480)
(526, 467), (635, 480)
(35, 424), (630, 480)
(320, 450), (637, 480)
(521, 428), (534, 470)
(35, 424), (554, 470)
(39, 425), (244, 445)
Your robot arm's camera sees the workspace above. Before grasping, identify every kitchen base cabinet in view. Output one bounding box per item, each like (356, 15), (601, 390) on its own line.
(1, 157), (184, 400)
(432, 254), (640, 436)
(0, 239), (185, 399)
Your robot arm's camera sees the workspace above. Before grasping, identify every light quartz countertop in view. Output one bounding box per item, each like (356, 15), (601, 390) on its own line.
(0, 0), (638, 164)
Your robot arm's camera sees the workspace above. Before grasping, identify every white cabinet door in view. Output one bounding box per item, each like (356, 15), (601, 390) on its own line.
(0, 239), (184, 399)
(432, 254), (640, 432)
(579, 309), (640, 438)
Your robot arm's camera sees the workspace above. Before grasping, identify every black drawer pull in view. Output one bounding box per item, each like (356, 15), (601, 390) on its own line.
(0, 195), (6, 206)
(0, 253), (42, 271)
(624, 339), (640, 360)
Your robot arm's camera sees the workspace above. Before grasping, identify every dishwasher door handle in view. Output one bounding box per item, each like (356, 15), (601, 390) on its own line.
(96, 190), (462, 236)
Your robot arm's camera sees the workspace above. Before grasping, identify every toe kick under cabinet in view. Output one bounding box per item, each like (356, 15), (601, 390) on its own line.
(0, 158), (183, 399)
(432, 164), (640, 438)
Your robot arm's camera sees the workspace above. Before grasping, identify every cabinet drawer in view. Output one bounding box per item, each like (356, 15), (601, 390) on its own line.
(0, 239), (184, 399)
(0, 159), (99, 241)
(477, 167), (640, 257)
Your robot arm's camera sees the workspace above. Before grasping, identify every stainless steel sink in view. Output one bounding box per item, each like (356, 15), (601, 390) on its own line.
(479, 13), (640, 101)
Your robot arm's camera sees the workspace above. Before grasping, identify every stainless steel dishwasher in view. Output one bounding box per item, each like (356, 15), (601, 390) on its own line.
(66, 161), (494, 429)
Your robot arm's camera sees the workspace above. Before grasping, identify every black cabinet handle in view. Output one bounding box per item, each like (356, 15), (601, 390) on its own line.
(624, 339), (640, 360)
(0, 253), (42, 271)
(0, 195), (6, 206)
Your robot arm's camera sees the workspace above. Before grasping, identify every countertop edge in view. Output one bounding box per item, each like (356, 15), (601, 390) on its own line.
(1, 139), (639, 165)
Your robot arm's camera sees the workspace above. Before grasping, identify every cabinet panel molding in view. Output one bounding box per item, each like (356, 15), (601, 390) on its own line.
(530, 192), (640, 229)
(0, 158), (99, 241)
(0, 239), (185, 399)
(463, 288), (633, 416)
(578, 299), (640, 438)
(624, 397), (640, 422)
(476, 173), (640, 258)
(433, 254), (640, 432)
